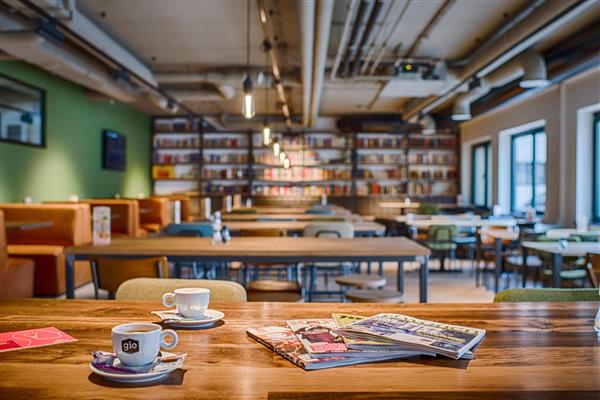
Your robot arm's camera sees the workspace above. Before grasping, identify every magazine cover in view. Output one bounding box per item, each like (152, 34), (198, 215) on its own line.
(334, 313), (486, 359)
(286, 319), (348, 355)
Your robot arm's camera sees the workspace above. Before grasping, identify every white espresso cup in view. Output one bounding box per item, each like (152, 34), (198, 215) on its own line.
(162, 287), (210, 319)
(112, 323), (178, 367)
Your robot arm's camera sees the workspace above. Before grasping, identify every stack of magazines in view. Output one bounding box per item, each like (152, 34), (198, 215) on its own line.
(246, 313), (486, 370)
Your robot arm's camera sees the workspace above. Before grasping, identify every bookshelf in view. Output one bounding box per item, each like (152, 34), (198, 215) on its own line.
(151, 118), (459, 207)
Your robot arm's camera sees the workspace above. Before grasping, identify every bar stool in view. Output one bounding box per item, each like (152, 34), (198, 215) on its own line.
(345, 289), (404, 303)
(335, 274), (386, 289)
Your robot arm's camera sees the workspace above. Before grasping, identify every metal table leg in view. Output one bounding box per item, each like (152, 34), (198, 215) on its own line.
(552, 252), (563, 288)
(419, 256), (429, 303)
(65, 254), (76, 299)
(522, 247), (529, 288)
(494, 238), (502, 293)
(397, 260), (405, 294)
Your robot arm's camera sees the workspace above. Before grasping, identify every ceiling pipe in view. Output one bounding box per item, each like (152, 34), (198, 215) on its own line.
(309, 0), (334, 127)
(340, 0), (370, 78)
(368, 0), (411, 75)
(330, 0), (358, 81)
(448, 0), (547, 68)
(404, 0), (596, 120)
(359, 0), (393, 75)
(299, 0), (315, 126)
(350, 0), (384, 77)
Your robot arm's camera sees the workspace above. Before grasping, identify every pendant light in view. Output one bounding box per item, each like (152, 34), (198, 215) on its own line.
(283, 157), (290, 170)
(273, 139), (280, 157)
(262, 53), (271, 145)
(279, 151), (286, 164)
(242, 0), (255, 119)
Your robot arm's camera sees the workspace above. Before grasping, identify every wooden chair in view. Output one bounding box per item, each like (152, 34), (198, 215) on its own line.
(586, 253), (600, 288)
(91, 257), (169, 299)
(0, 210), (35, 298)
(240, 229), (302, 302)
(116, 278), (247, 302)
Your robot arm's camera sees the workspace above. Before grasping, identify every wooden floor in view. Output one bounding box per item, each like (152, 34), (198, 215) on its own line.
(69, 260), (495, 303)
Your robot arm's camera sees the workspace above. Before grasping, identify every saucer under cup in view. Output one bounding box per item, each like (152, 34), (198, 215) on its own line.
(162, 287), (210, 319)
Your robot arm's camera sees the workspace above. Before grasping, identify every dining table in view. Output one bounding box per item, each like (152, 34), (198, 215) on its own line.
(5, 220), (53, 231)
(225, 220), (385, 237)
(545, 228), (600, 240)
(521, 241), (600, 287)
(221, 213), (353, 222)
(64, 237), (431, 302)
(0, 299), (598, 400)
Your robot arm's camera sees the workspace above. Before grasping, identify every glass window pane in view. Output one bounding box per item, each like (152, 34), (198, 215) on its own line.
(513, 135), (534, 212)
(595, 115), (600, 221)
(473, 146), (486, 206)
(486, 144), (492, 208)
(534, 132), (547, 212)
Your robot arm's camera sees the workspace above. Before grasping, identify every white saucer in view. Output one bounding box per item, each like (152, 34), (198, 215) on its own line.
(89, 352), (179, 383)
(165, 309), (225, 328)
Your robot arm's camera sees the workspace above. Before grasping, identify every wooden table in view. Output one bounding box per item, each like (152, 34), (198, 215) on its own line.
(484, 230), (520, 293)
(64, 237), (430, 302)
(5, 221), (53, 231)
(1, 300), (598, 400)
(521, 241), (600, 287)
(225, 206), (349, 214)
(225, 220), (385, 237)
(222, 213), (354, 222)
(545, 228), (600, 240)
(395, 216), (517, 228)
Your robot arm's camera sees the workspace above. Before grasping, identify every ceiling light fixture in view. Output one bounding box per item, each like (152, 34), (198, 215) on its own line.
(283, 157), (290, 169)
(273, 140), (280, 157)
(242, 0), (255, 119)
(262, 52), (271, 145)
(279, 151), (286, 164)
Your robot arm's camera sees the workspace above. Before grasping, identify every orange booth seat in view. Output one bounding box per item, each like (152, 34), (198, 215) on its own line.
(152, 195), (194, 222)
(0, 203), (93, 297)
(0, 210), (35, 299)
(138, 197), (172, 233)
(81, 199), (142, 237)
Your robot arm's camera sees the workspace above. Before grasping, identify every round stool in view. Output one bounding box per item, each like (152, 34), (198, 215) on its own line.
(345, 289), (404, 303)
(335, 274), (386, 289)
(247, 280), (302, 302)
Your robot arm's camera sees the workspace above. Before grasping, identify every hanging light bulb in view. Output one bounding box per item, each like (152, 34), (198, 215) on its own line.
(279, 151), (286, 164)
(273, 140), (280, 157)
(262, 122), (271, 146)
(242, 75), (255, 119)
(283, 157), (290, 169)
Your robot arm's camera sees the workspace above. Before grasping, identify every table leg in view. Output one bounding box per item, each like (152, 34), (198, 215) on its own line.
(552, 253), (563, 288)
(397, 260), (405, 294)
(494, 238), (502, 293)
(419, 256), (429, 303)
(65, 254), (75, 299)
(522, 247), (529, 288)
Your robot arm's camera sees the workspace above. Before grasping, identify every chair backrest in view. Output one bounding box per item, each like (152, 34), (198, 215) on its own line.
(428, 224), (457, 242)
(417, 203), (439, 215)
(138, 198), (172, 226)
(305, 208), (335, 215)
(0, 203), (91, 246)
(152, 195), (192, 222)
(303, 222), (354, 238)
(494, 288), (600, 302)
(92, 257), (169, 294)
(116, 278), (247, 302)
(480, 225), (513, 245)
(82, 199), (140, 237)
(163, 223), (213, 237)
(240, 228), (284, 237)
(586, 253), (600, 288)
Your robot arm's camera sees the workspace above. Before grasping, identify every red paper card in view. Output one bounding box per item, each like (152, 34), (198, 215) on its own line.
(0, 327), (77, 353)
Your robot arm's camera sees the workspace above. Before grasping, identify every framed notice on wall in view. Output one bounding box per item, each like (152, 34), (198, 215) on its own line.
(0, 73), (45, 148)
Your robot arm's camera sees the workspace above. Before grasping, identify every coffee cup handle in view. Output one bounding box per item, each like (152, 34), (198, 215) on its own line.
(162, 292), (176, 308)
(160, 329), (178, 350)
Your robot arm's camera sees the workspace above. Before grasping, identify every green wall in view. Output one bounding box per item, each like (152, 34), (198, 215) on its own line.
(0, 60), (151, 202)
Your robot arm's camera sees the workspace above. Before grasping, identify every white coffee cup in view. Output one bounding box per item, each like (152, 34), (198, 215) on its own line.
(162, 288), (210, 319)
(112, 323), (178, 367)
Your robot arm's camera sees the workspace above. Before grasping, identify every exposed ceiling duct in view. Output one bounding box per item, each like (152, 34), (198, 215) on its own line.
(330, 0), (358, 81)
(349, 0), (384, 77)
(451, 51), (549, 121)
(309, 0), (334, 127)
(299, 0), (315, 126)
(0, 30), (138, 103)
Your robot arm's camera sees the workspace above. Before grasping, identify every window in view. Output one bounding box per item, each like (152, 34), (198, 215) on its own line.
(471, 141), (491, 208)
(594, 112), (600, 222)
(511, 128), (546, 214)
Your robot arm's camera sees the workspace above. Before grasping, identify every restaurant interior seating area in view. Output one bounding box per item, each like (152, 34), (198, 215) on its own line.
(0, 0), (599, 398)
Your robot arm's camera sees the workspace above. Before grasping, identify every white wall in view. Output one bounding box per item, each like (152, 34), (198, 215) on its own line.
(459, 66), (600, 225)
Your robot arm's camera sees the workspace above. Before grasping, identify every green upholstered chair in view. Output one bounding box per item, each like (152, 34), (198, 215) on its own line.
(417, 203), (439, 215)
(535, 236), (588, 286)
(494, 288), (600, 302)
(425, 224), (457, 271)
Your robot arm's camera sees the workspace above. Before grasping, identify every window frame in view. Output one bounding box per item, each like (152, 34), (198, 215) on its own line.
(471, 141), (491, 208)
(593, 112), (600, 222)
(510, 127), (546, 214)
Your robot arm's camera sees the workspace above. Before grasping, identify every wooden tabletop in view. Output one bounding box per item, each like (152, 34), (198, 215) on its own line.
(1, 300), (598, 400)
(222, 213), (352, 221)
(225, 220), (385, 236)
(225, 206), (348, 214)
(521, 241), (600, 256)
(65, 237), (429, 259)
(395, 216), (516, 228)
(546, 228), (600, 239)
(5, 221), (53, 231)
